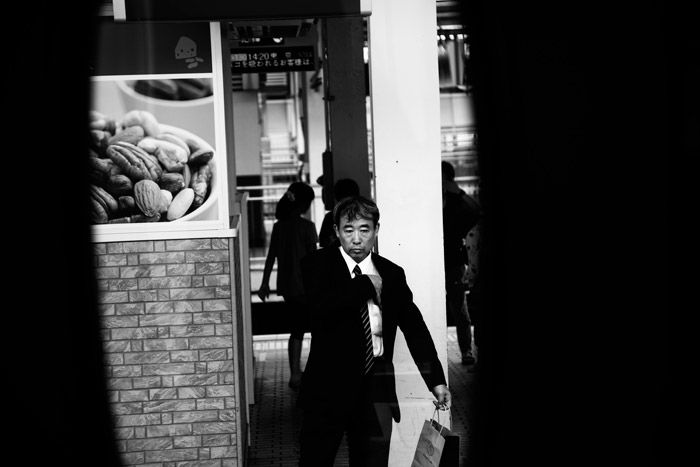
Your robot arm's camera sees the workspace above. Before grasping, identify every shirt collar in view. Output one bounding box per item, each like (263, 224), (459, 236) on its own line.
(338, 246), (373, 275)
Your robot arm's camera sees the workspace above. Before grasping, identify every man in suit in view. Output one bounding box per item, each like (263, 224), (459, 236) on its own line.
(298, 196), (451, 466)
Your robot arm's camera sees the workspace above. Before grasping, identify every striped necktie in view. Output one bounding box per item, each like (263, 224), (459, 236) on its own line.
(353, 265), (375, 376)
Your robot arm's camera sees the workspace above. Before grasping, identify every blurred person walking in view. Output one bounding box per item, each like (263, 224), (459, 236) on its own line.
(258, 181), (318, 389)
(441, 161), (481, 365)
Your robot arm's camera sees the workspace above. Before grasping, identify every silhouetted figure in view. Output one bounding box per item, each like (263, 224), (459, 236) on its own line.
(441, 161), (481, 365)
(318, 178), (360, 249)
(258, 181), (318, 389)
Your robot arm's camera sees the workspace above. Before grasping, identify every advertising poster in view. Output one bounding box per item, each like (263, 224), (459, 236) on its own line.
(89, 19), (230, 241)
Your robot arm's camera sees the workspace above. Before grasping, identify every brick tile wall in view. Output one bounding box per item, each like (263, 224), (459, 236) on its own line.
(94, 238), (239, 467)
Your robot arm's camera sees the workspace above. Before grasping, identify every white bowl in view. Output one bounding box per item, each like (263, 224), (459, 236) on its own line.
(116, 80), (216, 146)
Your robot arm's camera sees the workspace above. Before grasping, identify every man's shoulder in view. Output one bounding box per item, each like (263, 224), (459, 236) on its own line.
(372, 253), (405, 277)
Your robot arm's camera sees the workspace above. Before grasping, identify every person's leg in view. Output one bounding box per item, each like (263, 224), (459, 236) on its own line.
(288, 333), (303, 388)
(299, 408), (345, 466)
(446, 281), (473, 363)
(346, 399), (393, 467)
(462, 288), (474, 363)
(466, 275), (481, 355)
(285, 296), (305, 389)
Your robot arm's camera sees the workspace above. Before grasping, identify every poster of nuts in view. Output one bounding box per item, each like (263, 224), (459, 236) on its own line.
(89, 79), (217, 225)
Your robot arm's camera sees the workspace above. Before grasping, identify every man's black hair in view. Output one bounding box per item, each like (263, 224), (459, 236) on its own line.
(333, 195), (380, 227)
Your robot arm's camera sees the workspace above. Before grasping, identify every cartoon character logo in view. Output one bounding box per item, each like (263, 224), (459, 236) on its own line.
(175, 36), (204, 69)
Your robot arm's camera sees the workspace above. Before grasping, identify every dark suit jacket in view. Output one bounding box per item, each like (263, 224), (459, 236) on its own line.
(298, 247), (447, 422)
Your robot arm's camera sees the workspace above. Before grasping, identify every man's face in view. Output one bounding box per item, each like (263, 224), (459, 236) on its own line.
(335, 216), (379, 263)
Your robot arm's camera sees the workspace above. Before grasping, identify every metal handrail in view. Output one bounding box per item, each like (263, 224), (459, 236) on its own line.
(247, 196), (286, 202)
(238, 183), (321, 191)
(455, 175), (480, 182)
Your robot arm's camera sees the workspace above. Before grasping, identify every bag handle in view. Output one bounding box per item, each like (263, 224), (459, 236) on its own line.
(431, 408), (446, 435)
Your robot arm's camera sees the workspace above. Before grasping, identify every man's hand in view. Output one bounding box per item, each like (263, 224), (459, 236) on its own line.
(432, 384), (451, 411)
(366, 274), (382, 306)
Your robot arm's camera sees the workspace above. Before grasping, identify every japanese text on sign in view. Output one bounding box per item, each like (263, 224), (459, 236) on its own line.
(231, 46), (315, 73)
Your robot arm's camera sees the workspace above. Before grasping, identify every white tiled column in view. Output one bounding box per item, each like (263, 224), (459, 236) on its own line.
(367, 1), (448, 465)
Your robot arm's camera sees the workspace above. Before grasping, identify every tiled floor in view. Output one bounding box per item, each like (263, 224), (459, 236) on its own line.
(247, 327), (476, 466)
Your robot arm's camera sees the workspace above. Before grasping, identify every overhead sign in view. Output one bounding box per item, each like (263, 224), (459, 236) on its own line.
(231, 46), (316, 73)
(112, 0), (371, 21)
(90, 20), (212, 76)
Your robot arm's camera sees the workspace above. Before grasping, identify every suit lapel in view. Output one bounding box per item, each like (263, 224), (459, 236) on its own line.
(371, 252), (390, 280)
(371, 252), (393, 313)
(330, 246), (353, 281)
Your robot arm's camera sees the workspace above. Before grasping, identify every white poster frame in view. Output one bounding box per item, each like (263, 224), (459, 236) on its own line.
(90, 22), (233, 243)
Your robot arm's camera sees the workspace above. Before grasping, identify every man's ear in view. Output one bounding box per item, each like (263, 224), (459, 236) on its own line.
(334, 224), (340, 238)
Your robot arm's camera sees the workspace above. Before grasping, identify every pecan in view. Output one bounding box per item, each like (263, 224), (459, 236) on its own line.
(190, 162), (212, 209)
(107, 141), (161, 182)
(133, 147), (163, 181)
(188, 148), (214, 167)
(104, 174), (133, 198)
(88, 156), (114, 175)
(90, 185), (118, 213)
(90, 198), (109, 224)
(88, 156), (114, 184)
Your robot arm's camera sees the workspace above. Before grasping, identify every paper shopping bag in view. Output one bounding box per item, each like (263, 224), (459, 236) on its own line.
(411, 419), (446, 467)
(432, 419), (460, 467)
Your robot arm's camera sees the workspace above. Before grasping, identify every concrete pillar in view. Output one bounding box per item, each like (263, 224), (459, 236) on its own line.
(232, 91), (262, 178)
(232, 91), (266, 248)
(305, 69), (329, 229)
(367, 1), (448, 465)
(324, 16), (371, 197)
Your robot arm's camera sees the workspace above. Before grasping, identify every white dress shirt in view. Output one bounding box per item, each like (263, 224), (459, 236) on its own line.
(339, 247), (384, 357)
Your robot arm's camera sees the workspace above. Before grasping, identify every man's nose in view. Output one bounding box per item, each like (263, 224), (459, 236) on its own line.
(351, 231), (362, 244)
